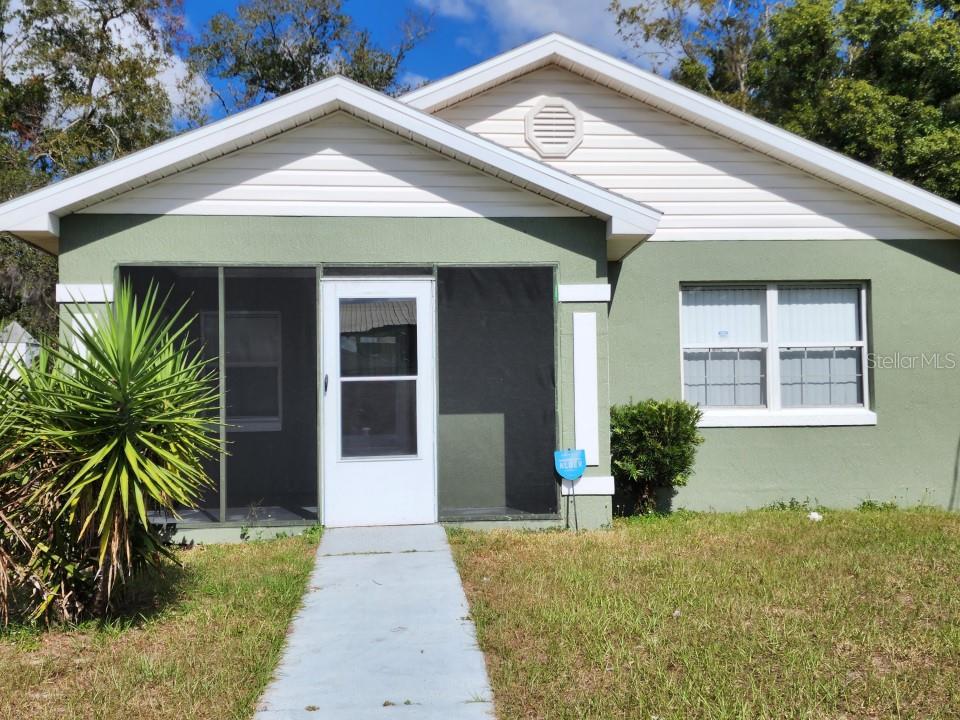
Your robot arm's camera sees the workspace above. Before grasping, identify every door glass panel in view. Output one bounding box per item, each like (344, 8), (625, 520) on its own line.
(341, 380), (417, 457)
(340, 298), (417, 377)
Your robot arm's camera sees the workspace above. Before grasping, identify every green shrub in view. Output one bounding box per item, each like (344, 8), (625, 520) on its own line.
(0, 282), (222, 623)
(610, 399), (703, 515)
(858, 499), (899, 512)
(762, 498), (818, 512)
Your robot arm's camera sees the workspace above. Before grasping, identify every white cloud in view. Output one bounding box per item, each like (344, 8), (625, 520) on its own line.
(400, 71), (429, 89)
(425, 0), (650, 62)
(414, 0), (478, 21)
(478, 0), (629, 55)
(454, 33), (488, 56)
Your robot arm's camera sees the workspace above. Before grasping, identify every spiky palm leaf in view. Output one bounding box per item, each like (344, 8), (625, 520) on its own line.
(0, 281), (221, 619)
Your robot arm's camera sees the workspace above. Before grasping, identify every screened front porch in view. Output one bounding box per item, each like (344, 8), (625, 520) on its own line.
(122, 264), (560, 527)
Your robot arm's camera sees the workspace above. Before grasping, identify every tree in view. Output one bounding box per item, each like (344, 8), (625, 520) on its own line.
(189, 0), (430, 112)
(0, 0), (204, 336)
(756, 0), (960, 201)
(1, 0), (203, 185)
(0, 236), (56, 339)
(611, 0), (960, 203)
(611, 0), (774, 111)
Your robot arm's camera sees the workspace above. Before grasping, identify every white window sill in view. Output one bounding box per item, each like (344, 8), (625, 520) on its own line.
(699, 408), (877, 428)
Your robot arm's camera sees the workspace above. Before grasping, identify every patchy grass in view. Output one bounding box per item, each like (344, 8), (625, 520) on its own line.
(449, 510), (960, 720)
(0, 531), (319, 720)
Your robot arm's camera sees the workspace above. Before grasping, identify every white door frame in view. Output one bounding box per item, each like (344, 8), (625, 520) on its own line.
(321, 278), (437, 527)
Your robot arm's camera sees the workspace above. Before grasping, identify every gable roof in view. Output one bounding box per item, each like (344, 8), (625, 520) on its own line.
(0, 75), (661, 257)
(403, 34), (960, 240)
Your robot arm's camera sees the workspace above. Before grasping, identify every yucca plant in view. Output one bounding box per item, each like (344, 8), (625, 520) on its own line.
(0, 282), (221, 621)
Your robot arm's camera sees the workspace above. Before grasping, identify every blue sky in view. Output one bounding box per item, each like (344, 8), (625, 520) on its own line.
(182, 0), (642, 91)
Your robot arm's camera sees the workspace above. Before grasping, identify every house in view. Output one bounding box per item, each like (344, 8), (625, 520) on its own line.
(0, 321), (38, 380)
(0, 34), (957, 538)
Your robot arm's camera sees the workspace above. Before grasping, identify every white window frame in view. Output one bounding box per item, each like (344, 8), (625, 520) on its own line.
(679, 283), (877, 428)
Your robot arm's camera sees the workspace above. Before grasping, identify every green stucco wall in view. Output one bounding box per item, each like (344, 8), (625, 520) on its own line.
(58, 215), (607, 283)
(59, 214), (614, 528)
(609, 239), (960, 511)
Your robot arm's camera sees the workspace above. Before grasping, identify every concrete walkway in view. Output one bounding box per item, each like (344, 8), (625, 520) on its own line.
(254, 525), (495, 719)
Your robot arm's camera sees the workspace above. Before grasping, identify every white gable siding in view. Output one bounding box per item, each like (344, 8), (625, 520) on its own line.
(437, 67), (952, 241)
(80, 112), (583, 218)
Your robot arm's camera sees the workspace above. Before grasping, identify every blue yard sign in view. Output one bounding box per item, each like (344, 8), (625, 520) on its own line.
(554, 449), (586, 481)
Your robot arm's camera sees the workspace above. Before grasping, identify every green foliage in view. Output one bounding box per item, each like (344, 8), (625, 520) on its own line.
(858, 498), (899, 511)
(0, 0), (203, 191)
(616, 508), (702, 525)
(0, 282), (222, 623)
(612, 0), (960, 203)
(610, 399), (703, 515)
(301, 524), (323, 543)
(611, 0), (773, 111)
(189, 0), (430, 111)
(0, 234), (56, 339)
(0, 0), (208, 337)
(762, 497), (820, 511)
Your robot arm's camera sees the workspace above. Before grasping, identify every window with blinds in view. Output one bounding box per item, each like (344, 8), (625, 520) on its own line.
(778, 287), (863, 407)
(681, 284), (868, 410)
(681, 287), (767, 407)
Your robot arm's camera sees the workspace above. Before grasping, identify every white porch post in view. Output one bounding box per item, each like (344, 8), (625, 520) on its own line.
(560, 283), (615, 497)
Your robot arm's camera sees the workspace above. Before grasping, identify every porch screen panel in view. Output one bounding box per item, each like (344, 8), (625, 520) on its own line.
(121, 266), (221, 523)
(437, 267), (557, 518)
(224, 268), (317, 522)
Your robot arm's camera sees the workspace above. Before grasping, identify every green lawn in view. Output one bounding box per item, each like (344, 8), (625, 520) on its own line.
(0, 531), (319, 720)
(449, 510), (960, 720)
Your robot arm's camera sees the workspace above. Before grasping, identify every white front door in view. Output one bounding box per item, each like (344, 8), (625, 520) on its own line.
(322, 279), (437, 527)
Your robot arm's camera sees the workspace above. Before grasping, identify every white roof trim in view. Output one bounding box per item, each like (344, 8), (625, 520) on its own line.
(403, 33), (960, 239)
(0, 75), (660, 257)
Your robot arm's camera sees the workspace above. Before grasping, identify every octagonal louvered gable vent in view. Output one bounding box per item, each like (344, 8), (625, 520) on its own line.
(524, 97), (583, 158)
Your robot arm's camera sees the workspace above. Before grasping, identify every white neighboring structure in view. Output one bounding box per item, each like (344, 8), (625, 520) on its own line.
(0, 321), (39, 379)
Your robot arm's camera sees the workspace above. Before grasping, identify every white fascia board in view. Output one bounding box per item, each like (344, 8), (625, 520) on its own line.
(403, 34), (960, 239)
(0, 73), (661, 251)
(56, 284), (114, 303)
(8, 214), (60, 254)
(606, 216), (651, 259)
(557, 284), (611, 302)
